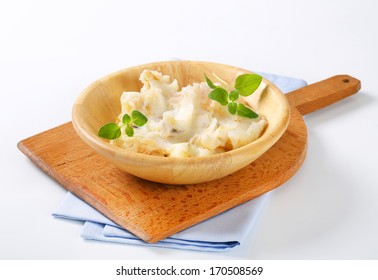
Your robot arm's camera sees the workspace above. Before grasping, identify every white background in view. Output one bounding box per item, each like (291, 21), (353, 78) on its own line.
(1, 0), (377, 260)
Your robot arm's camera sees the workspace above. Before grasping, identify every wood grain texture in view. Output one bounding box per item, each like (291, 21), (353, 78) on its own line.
(17, 74), (360, 243)
(18, 108), (306, 242)
(286, 75), (361, 115)
(72, 61), (291, 184)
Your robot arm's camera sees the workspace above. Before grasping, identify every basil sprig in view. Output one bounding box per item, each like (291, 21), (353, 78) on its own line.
(205, 73), (262, 119)
(98, 110), (148, 140)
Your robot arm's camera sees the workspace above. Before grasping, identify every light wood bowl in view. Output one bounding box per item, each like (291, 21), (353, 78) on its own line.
(72, 61), (290, 184)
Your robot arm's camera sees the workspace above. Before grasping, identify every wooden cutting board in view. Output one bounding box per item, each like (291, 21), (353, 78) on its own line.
(18, 75), (360, 243)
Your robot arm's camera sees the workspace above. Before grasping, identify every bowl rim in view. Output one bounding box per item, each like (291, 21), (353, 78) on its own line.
(72, 60), (290, 164)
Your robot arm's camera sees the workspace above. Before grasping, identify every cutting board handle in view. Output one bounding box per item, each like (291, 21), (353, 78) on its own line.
(286, 75), (361, 115)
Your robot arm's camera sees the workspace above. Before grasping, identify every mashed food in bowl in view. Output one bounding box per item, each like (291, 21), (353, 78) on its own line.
(111, 70), (267, 157)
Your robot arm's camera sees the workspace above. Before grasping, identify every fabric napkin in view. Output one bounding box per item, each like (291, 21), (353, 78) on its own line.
(52, 72), (307, 252)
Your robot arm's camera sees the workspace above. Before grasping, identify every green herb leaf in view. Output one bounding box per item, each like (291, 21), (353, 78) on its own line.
(98, 123), (121, 140)
(228, 102), (237, 115)
(237, 103), (259, 119)
(208, 87), (229, 106)
(131, 110), (148, 127)
(229, 89), (239, 101)
(234, 74), (262, 96)
(125, 125), (134, 137)
(122, 113), (131, 124)
(205, 74), (217, 89)
(204, 72), (263, 119)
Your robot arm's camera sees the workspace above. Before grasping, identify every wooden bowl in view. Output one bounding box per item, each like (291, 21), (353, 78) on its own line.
(72, 61), (290, 184)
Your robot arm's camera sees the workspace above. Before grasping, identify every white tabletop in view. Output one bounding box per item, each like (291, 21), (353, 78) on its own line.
(1, 0), (377, 260)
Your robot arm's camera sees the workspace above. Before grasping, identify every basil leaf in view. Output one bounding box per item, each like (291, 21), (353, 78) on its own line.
(229, 89), (239, 101)
(122, 113), (131, 124)
(237, 103), (259, 119)
(205, 74), (217, 89)
(208, 87), (229, 106)
(125, 125), (134, 137)
(98, 123), (121, 140)
(234, 74), (262, 96)
(131, 110), (148, 127)
(228, 102), (237, 115)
